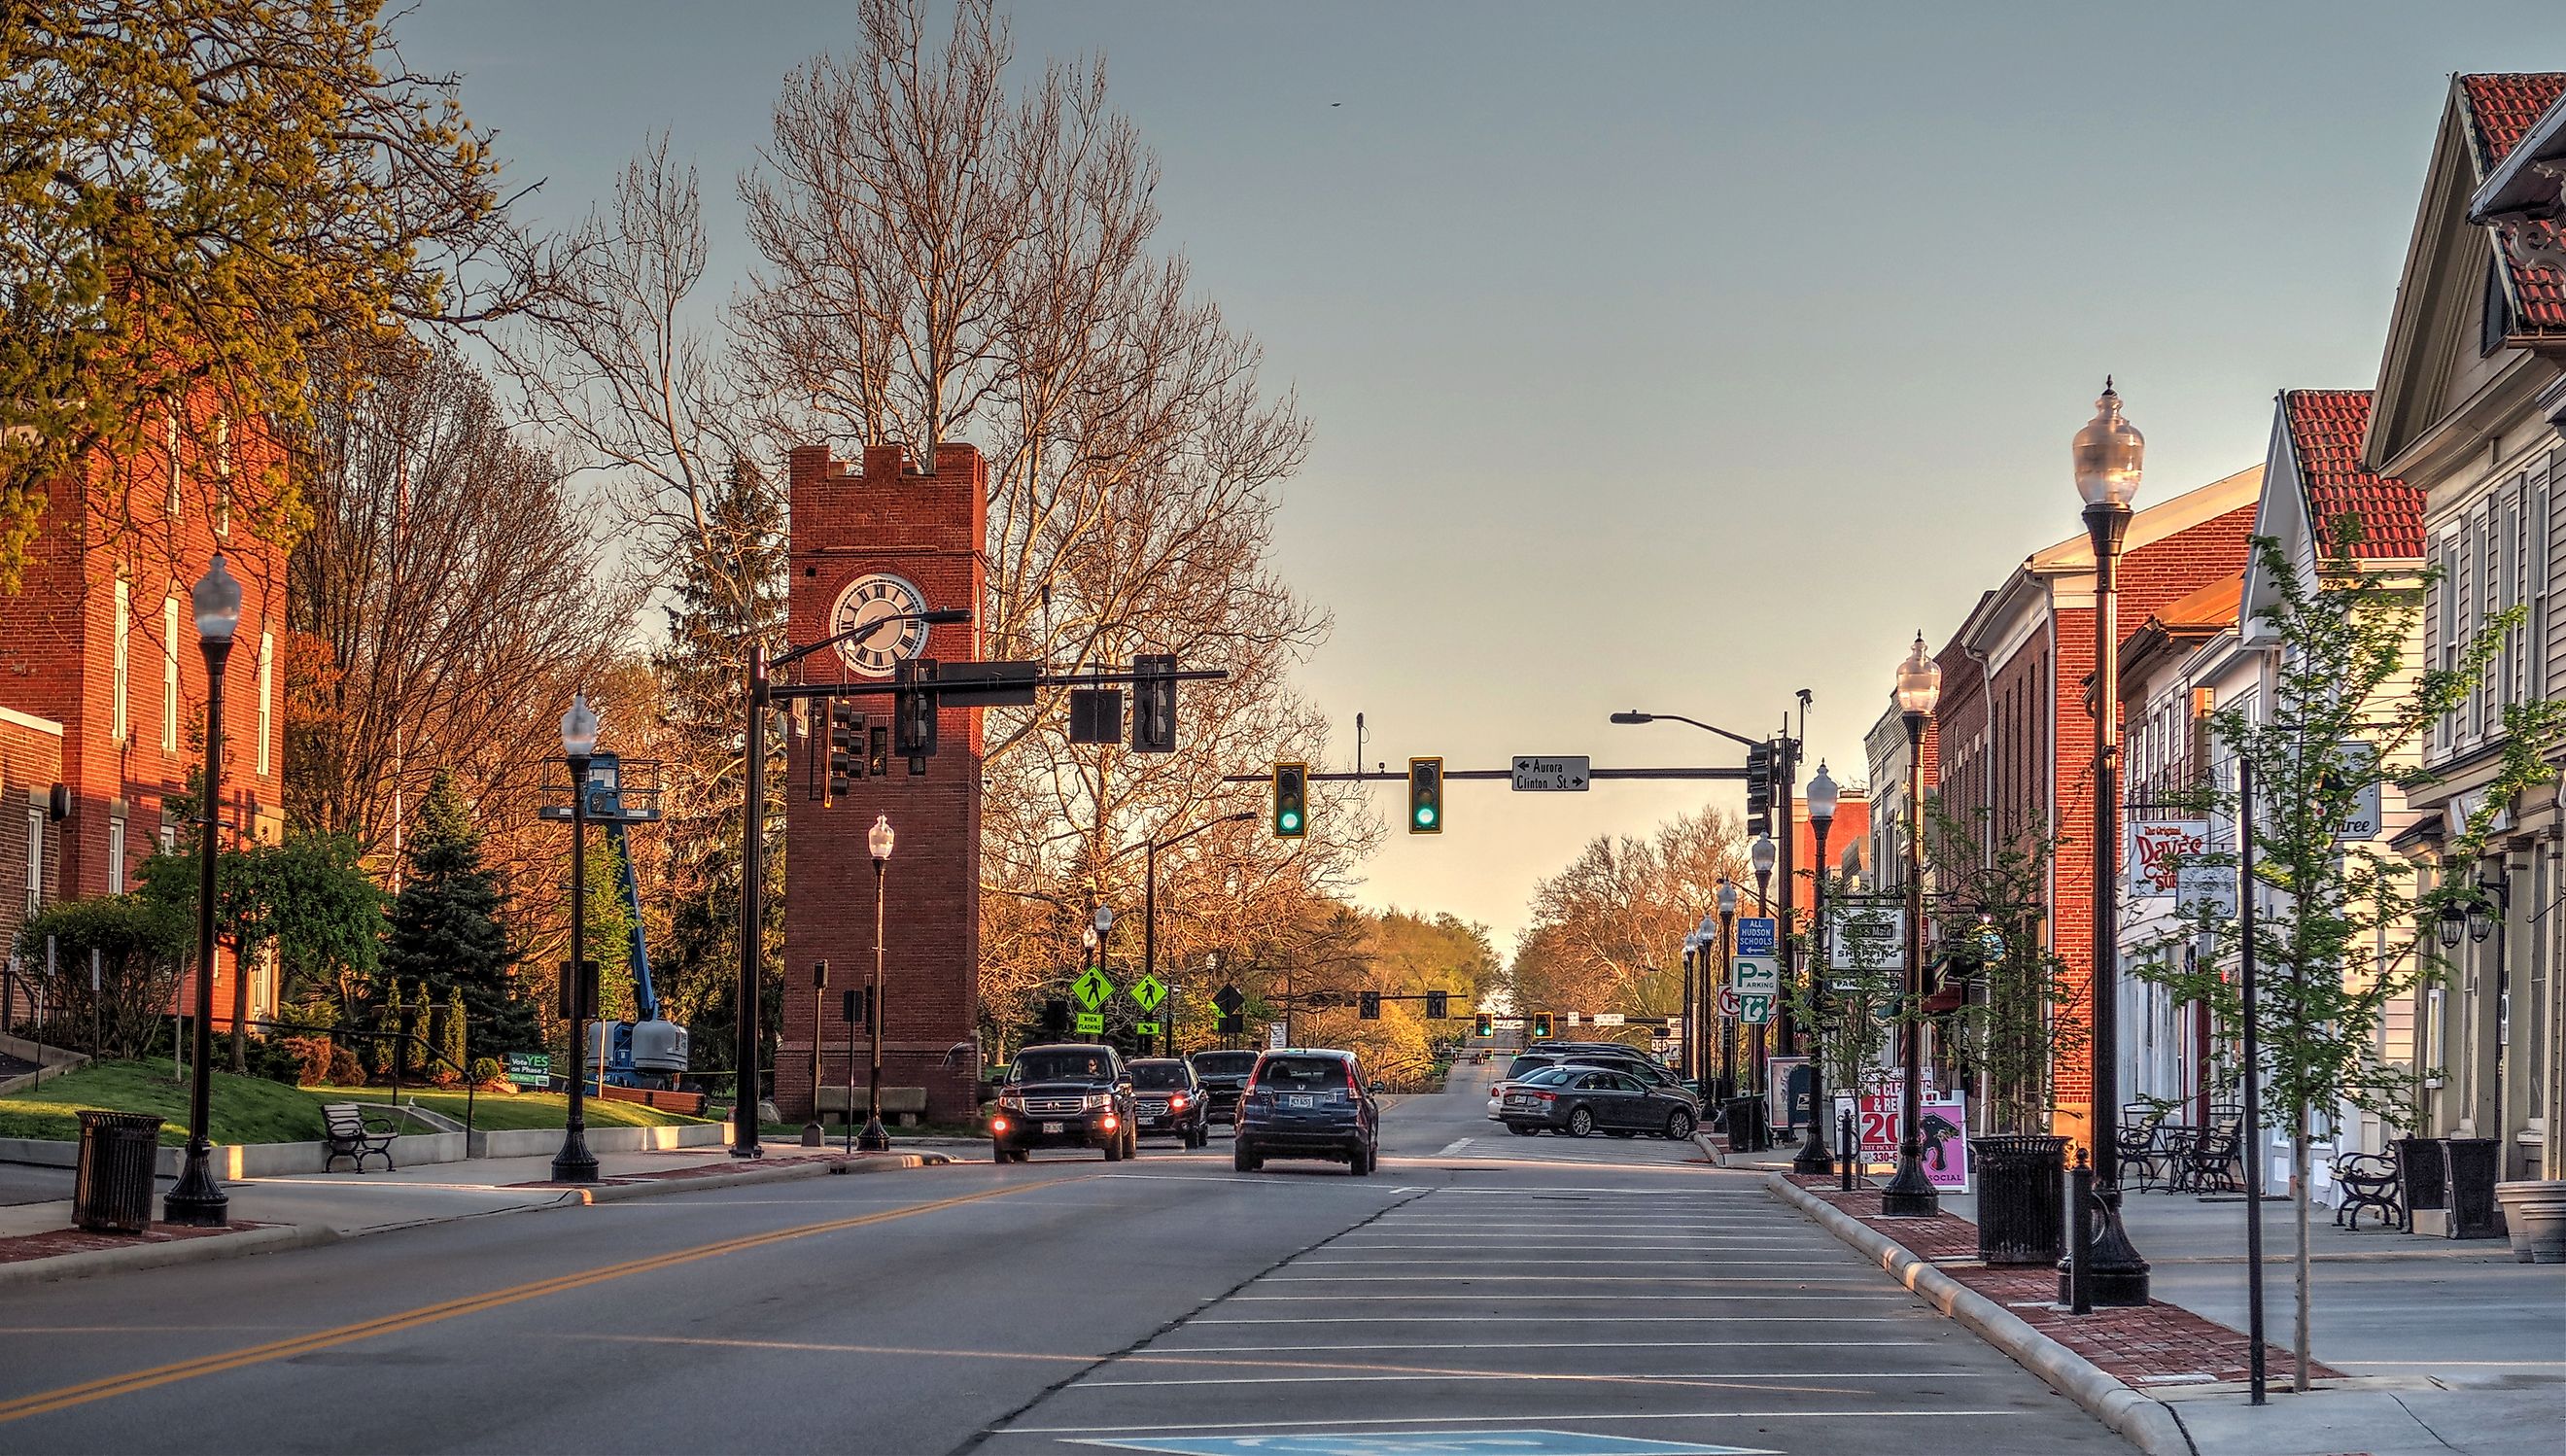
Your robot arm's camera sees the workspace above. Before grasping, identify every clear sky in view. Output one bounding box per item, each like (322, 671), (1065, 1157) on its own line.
(399, 1), (2565, 952)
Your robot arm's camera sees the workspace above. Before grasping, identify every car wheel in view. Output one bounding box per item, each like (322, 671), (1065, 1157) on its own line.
(1009, 1148), (1029, 1163)
(1103, 1132), (1124, 1162)
(1347, 1148), (1368, 1177)
(990, 1142), (1009, 1164)
(1233, 1141), (1262, 1172)
(1566, 1107), (1595, 1138)
(1665, 1108), (1696, 1140)
(1125, 1128), (1139, 1159)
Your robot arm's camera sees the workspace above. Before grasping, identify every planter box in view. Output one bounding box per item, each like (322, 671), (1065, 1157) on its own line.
(2442, 1137), (2508, 1240)
(2494, 1180), (2566, 1264)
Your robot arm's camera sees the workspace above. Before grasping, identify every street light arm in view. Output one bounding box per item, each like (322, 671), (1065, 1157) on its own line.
(772, 607), (975, 673)
(1610, 711), (1768, 752)
(1154, 810), (1259, 854)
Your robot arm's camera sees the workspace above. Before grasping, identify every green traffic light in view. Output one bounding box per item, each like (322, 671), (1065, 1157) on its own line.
(1279, 810), (1300, 832)
(1414, 806), (1436, 828)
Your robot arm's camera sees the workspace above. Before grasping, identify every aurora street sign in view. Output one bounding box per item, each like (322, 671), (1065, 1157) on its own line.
(1511, 755), (1591, 791)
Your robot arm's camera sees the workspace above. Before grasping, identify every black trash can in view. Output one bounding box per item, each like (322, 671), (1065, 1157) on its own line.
(2394, 1135), (2443, 1232)
(1723, 1097), (1767, 1153)
(2441, 1137), (2506, 1240)
(74, 1110), (164, 1234)
(1972, 1133), (2068, 1265)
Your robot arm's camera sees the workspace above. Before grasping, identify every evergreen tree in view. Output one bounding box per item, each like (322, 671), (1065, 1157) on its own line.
(375, 980), (402, 1079)
(382, 771), (540, 1053)
(441, 987), (468, 1079)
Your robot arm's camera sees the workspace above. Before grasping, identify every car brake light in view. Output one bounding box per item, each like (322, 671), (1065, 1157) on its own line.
(1536, 1092), (1556, 1102)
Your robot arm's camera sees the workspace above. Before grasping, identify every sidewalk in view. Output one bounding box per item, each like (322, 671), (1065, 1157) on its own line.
(1751, 1142), (2566, 1456)
(0, 1137), (952, 1288)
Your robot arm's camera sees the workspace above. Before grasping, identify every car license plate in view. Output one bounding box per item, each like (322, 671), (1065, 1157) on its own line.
(1288, 1094), (1313, 1109)
(1041, 1122), (1063, 1133)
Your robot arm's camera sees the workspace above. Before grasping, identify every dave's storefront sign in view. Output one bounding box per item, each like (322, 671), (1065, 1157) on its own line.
(2126, 817), (2207, 901)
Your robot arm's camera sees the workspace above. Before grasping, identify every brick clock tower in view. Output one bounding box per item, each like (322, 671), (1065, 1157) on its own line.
(779, 441), (988, 1125)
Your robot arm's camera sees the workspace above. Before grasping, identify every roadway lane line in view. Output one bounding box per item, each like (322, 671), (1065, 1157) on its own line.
(994, 1408), (2024, 1437)
(1228, 1295), (1910, 1302)
(1143, 1339), (1936, 1352)
(0, 1176), (1079, 1426)
(1065, 1370), (1992, 1389)
(1257, 1274), (1877, 1283)
(1187, 1315), (1920, 1324)
(1435, 1138), (1474, 1155)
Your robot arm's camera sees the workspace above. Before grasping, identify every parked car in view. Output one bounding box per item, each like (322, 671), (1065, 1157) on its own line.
(1234, 1048), (1379, 1175)
(1128, 1057), (1212, 1147)
(988, 1044), (1137, 1162)
(1499, 1064), (1698, 1140)
(1188, 1049), (1260, 1125)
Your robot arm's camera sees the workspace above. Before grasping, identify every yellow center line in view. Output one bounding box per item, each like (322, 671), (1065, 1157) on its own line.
(0, 1177), (1081, 1426)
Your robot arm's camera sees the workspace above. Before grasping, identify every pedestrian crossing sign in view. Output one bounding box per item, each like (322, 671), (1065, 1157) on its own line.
(1130, 973), (1167, 1011)
(1072, 967), (1114, 1010)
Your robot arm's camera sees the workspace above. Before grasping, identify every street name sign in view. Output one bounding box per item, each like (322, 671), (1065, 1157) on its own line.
(1589, 1012), (1625, 1026)
(1510, 755), (1591, 791)
(1731, 954), (1779, 996)
(1071, 967), (1114, 1011)
(1734, 917), (1778, 958)
(1129, 973), (1167, 1012)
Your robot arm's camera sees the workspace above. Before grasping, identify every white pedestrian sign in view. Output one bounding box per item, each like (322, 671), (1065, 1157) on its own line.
(1510, 755), (1591, 791)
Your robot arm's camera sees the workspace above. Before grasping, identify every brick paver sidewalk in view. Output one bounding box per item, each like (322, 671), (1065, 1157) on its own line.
(0, 1219), (270, 1265)
(1788, 1172), (2336, 1389)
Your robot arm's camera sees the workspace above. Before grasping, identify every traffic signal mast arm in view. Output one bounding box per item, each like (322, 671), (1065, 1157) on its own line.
(1224, 766), (1748, 783)
(766, 662), (1231, 703)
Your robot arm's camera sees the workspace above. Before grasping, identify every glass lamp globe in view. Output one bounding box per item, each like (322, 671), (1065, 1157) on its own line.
(1716, 879), (1739, 915)
(191, 554), (243, 644)
(868, 814), (894, 862)
(2072, 378), (2145, 509)
(1807, 761), (1839, 826)
(1751, 835), (1777, 878)
(561, 692), (600, 758)
(1896, 632), (1943, 716)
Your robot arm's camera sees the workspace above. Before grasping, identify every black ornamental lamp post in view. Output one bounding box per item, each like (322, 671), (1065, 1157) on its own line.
(163, 556), (241, 1228)
(2061, 379), (2151, 1303)
(857, 815), (895, 1153)
(552, 692), (603, 1185)
(1792, 761), (1840, 1175)
(1881, 637), (1942, 1216)
(1715, 882), (1738, 1098)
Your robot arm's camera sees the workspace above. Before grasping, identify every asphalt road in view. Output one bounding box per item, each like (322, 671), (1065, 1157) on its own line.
(0, 1063), (2128, 1455)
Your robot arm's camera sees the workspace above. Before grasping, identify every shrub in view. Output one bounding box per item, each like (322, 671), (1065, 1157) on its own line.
(469, 1056), (504, 1089)
(327, 1043), (365, 1087)
(245, 1034), (305, 1086)
(281, 1035), (335, 1087)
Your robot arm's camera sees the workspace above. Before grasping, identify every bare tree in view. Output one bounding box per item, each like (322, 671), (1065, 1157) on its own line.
(1509, 806), (1751, 1020)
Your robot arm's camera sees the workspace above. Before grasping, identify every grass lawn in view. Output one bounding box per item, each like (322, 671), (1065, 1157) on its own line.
(0, 1058), (328, 1146)
(321, 1086), (713, 1131)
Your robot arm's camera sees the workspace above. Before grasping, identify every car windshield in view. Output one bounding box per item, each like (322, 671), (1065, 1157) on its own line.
(1256, 1057), (1350, 1089)
(1130, 1062), (1189, 1090)
(1012, 1050), (1113, 1083)
(1505, 1055), (1556, 1080)
(1519, 1066), (1577, 1086)
(1191, 1052), (1257, 1076)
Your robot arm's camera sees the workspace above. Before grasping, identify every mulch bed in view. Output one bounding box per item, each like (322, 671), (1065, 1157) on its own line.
(0, 1220), (270, 1265)
(1788, 1173), (2339, 1388)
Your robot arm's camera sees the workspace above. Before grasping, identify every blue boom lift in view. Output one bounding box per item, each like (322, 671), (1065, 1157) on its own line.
(547, 752), (690, 1090)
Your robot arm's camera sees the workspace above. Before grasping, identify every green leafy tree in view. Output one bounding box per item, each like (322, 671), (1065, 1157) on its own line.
(375, 979), (403, 1080)
(440, 988), (468, 1082)
(1920, 800), (2088, 1135)
(1785, 874), (1900, 1114)
(382, 771), (539, 1054)
(2140, 524), (2566, 1389)
(12, 895), (191, 1061)
(0, 0), (540, 586)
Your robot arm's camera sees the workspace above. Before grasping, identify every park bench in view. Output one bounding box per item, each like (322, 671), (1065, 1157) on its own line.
(815, 1086), (929, 1126)
(320, 1102), (399, 1173)
(2332, 1151), (2401, 1229)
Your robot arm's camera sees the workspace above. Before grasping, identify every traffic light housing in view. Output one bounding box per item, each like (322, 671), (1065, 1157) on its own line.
(1131, 653), (1177, 753)
(1406, 756), (1442, 834)
(557, 959), (599, 1021)
(1474, 1011), (1493, 1036)
(894, 659), (939, 766)
(1425, 989), (1448, 1020)
(843, 986), (876, 1033)
(827, 701), (861, 799)
(1271, 761), (1307, 839)
(1358, 990), (1381, 1021)
(1531, 1011), (1554, 1040)
(1745, 742), (1774, 835)
(1042, 998), (1070, 1038)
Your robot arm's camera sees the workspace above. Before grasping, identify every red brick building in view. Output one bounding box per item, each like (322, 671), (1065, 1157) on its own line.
(0, 392), (288, 1031)
(778, 442), (988, 1124)
(1931, 465), (2263, 1144)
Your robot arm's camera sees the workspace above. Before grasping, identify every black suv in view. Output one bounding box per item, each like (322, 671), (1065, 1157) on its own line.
(989, 1044), (1137, 1162)
(1129, 1057), (1211, 1147)
(1187, 1049), (1260, 1125)
(1234, 1048), (1379, 1176)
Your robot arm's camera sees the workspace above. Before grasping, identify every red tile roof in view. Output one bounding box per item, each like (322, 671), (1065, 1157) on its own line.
(2282, 390), (2424, 561)
(2458, 74), (2566, 333)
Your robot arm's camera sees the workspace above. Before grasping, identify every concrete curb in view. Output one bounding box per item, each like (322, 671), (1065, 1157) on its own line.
(574, 1151), (934, 1203)
(1764, 1172), (2195, 1456)
(0, 1222), (340, 1292)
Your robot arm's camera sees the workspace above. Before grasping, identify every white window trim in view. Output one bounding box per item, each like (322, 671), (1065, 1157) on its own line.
(256, 630), (273, 776)
(107, 816), (124, 894)
(164, 407), (182, 519)
(24, 806), (41, 916)
(161, 595), (180, 751)
(111, 577), (130, 742)
(212, 411), (230, 536)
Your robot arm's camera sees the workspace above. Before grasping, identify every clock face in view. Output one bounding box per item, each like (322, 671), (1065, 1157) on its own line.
(831, 572), (930, 676)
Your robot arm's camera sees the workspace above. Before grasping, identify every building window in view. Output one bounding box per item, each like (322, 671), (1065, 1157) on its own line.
(112, 576), (130, 742)
(158, 823), (177, 855)
(2481, 256), (2514, 356)
(107, 816), (124, 894)
(256, 630), (273, 776)
(212, 410), (230, 536)
(165, 406), (183, 518)
(161, 595), (180, 750)
(24, 807), (41, 916)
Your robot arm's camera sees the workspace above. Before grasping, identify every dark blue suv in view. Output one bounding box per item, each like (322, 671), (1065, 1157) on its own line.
(1233, 1048), (1378, 1176)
